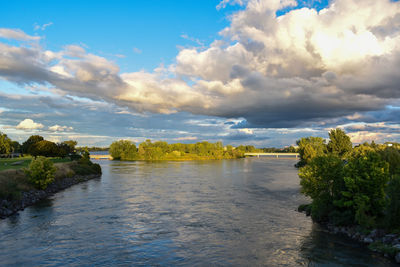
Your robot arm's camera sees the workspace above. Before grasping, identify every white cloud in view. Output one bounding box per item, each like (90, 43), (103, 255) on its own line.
(0, 28), (40, 41)
(48, 125), (74, 132)
(1, 0), (400, 130)
(33, 22), (53, 31)
(16, 119), (44, 130)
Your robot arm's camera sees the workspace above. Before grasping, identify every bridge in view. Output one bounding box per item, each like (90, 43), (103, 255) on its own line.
(244, 153), (299, 158)
(90, 154), (113, 160)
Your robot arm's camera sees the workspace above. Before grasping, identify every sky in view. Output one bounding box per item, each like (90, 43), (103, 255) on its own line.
(1, 0), (400, 147)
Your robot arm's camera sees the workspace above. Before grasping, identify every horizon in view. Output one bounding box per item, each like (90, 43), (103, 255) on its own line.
(1, 0), (400, 147)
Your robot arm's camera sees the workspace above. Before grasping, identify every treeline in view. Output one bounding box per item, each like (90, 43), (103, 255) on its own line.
(297, 128), (400, 231)
(0, 131), (78, 159)
(77, 146), (109, 152)
(261, 146), (297, 153)
(109, 140), (261, 160)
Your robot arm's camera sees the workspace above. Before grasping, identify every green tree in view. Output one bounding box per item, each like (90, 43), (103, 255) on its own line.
(299, 155), (345, 222)
(385, 175), (400, 230)
(63, 140), (77, 152)
(22, 135), (44, 154)
(30, 140), (59, 158)
(0, 132), (12, 154)
(296, 137), (327, 166)
(11, 141), (22, 153)
(338, 152), (389, 228)
(327, 128), (352, 158)
(109, 140), (138, 160)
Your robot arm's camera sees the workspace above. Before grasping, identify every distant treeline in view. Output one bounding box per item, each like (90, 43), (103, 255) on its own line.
(77, 146), (109, 152)
(0, 132), (78, 159)
(261, 146), (297, 153)
(109, 140), (263, 160)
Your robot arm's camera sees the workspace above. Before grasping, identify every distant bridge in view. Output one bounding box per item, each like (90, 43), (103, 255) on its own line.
(244, 153), (299, 158)
(90, 154), (113, 160)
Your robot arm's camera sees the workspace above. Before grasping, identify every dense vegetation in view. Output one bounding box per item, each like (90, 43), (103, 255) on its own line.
(109, 139), (260, 161)
(298, 128), (400, 232)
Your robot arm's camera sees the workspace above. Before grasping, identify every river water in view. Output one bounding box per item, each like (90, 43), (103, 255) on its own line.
(0, 158), (396, 266)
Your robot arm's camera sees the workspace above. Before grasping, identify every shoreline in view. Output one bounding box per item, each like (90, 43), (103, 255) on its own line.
(298, 210), (400, 264)
(0, 173), (101, 219)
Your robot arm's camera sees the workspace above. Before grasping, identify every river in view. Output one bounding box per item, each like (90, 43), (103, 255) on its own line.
(0, 158), (396, 266)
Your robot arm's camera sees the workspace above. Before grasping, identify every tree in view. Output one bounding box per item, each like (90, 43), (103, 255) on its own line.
(299, 155), (346, 222)
(109, 140), (138, 160)
(11, 141), (22, 153)
(338, 152), (389, 228)
(56, 143), (70, 158)
(63, 140), (77, 152)
(327, 128), (352, 158)
(22, 135), (44, 154)
(0, 132), (12, 154)
(296, 137), (327, 166)
(30, 140), (59, 158)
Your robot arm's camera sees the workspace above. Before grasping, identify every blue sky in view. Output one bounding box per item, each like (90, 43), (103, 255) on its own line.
(0, 0), (242, 72)
(1, 0), (400, 147)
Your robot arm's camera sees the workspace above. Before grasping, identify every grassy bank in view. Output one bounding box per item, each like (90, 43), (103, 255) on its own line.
(0, 157), (71, 171)
(0, 160), (101, 202)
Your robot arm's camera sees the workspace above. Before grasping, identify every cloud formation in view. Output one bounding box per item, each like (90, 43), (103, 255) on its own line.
(0, 28), (40, 41)
(16, 119), (44, 130)
(48, 124), (74, 132)
(0, 0), (400, 132)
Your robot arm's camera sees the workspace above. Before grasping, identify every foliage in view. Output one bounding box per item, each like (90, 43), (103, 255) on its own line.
(11, 141), (22, 153)
(327, 128), (352, 159)
(22, 135), (44, 154)
(63, 140), (77, 151)
(30, 140), (59, 158)
(0, 132), (12, 154)
(109, 140), (138, 160)
(298, 130), (400, 230)
(0, 170), (31, 201)
(110, 139), (245, 161)
(299, 155), (345, 222)
(378, 146), (400, 175)
(24, 157), (56, 190)
(296, 137), (327, 167)
(385, 175), (400, 230)
(338, 152), (389, 228)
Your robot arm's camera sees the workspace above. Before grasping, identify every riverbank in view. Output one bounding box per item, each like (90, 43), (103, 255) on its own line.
(0, 161), (101, 219)
(298, 208), (400, 264)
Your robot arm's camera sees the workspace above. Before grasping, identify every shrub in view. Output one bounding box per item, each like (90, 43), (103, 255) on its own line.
(24, 157), (56, 189)
(70, 161), (101, 175)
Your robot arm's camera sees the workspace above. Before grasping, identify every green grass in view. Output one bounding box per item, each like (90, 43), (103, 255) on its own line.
(0, 157), (71, 171)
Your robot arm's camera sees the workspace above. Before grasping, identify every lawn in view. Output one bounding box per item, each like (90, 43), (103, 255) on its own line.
(0, 157), (71, 171)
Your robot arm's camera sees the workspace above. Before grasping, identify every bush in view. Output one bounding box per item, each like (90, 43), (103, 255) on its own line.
(24, 157), (56, 189)
(70, 162), (101, 175)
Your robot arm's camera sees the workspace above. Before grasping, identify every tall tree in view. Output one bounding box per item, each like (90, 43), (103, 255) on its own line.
(296, 136), (327, 166)
(327, 128), (352, 158)
(0, 132), (12, 154)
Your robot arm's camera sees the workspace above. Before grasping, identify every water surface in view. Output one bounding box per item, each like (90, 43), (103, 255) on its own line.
(0, 158), (395, 266)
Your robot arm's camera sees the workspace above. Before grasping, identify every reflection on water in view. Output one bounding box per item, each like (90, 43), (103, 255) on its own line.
(0, 158), (396, 266)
